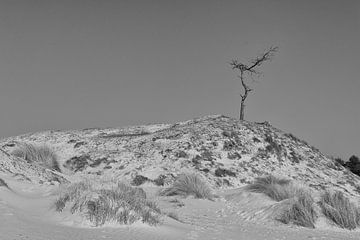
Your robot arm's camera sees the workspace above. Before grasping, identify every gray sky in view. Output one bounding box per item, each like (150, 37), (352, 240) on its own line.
(0, 0), (359, 159)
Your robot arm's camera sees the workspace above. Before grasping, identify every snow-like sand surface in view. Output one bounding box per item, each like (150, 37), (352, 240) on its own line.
(1, 179), (359, 240)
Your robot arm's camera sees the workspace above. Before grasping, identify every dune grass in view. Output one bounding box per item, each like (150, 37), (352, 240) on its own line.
(54, 179), (161, 226)
(319, 191), (360, 230)
(246, 175), (297, 201)
(11, 142), (60, 172)
(247, 175), (318, 228)
(160, 173), (213, 200)
(277, 191), (318, 228)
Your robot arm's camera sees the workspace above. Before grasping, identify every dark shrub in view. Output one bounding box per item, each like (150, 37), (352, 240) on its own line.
(132, 175), (149, 186)
(345, 155), (360, 176)
(215, 168), (236, 177)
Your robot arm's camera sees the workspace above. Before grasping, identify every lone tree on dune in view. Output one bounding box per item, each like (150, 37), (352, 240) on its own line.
(230, 46), (278, 120)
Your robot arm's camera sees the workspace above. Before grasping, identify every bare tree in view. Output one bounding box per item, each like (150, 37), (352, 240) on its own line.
(230, 46), (278, 120)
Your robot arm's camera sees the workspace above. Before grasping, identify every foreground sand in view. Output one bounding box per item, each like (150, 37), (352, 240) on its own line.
(1, 176), (359, 240)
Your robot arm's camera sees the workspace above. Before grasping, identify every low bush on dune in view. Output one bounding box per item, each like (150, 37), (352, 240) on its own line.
(160, 173), (213, 200)
(246, 175), (296, 201)
(277, 190), (318, 228)
(319, 191), (360, 230)
(11, 142), (60, 172)
(54, 179), (162, 226)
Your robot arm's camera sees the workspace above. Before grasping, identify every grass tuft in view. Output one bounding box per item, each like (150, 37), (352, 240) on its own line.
(319, 191), (360, 230)
(54, 179), (161, 226)
(246, 175), (295, 201)
(277, 191), (317, 228)
(11, 142), (60, 172)
(160, 173), (213, 200)
(247, 175), (318, 228)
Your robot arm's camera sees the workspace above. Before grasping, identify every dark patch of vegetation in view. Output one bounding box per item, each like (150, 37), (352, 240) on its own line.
(160, 173), (213, 200)
(11, 143), (61, 172)
(74, 141), (86, 148)
(63, 155), (90, 172)
(153, 175), (167, 186)
(132, 175), (149, 186)
(101, 131), (151, 138)
(89, 157), (108, 168)
(223, 140), (236, 151)
(214, 168), (236, 177)
(334, 157), (345, 167)
(175, 150), (188, 158)
(319, 191), (360, 230)
(191, 155), (202, 165)
(344, 155), (360, 176)
(227, 151), (241, 160)
(252, 137), (261, 143)
(222, 130), (231, 138)
(289, 151), (301, 164)
(285, 133), (301, 142)
(264, 135), (282, 154)
(200, 148), (214, 162)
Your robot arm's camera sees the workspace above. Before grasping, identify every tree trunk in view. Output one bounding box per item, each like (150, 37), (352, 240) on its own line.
(240, 99), (245, 120)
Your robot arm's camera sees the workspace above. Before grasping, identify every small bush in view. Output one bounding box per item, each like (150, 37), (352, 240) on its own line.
(345, 155), (360, 176)
(160, 173), (213, 200)
(319, 191), (360, 230)
(278, 191), (317, 228)
(12, 142), (60, 172)
(54, 179), (161, 226)
(246, 175), (295, 201)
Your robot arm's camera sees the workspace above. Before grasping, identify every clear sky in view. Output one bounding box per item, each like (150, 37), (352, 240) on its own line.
(0, 0), (359, 159)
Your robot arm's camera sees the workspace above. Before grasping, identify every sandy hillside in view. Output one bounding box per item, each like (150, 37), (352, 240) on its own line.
(1, 115), (360, 239)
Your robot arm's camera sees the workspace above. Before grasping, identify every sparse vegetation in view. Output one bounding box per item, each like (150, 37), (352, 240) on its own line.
(54, 179), (162, 226)
(277, 191), (317, 228)
(100, 131), (150, 138)
(319, 190), (360, 230)
(11, 142), (60, 172)
(160, 173), (213, 200)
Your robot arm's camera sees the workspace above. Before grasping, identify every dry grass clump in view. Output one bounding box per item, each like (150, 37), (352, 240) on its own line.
(319, 191), (360, 230)
(54, 179), (161, 226)
(246, 175), (296, 201)
(247, 175), (318, 228)
(11, 142), (60, 172)
(160, 173), (213, 200)
(277, 190), (317, 228)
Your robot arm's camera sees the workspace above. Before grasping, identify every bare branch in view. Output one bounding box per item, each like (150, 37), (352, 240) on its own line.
(247, 46), (278, 71)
